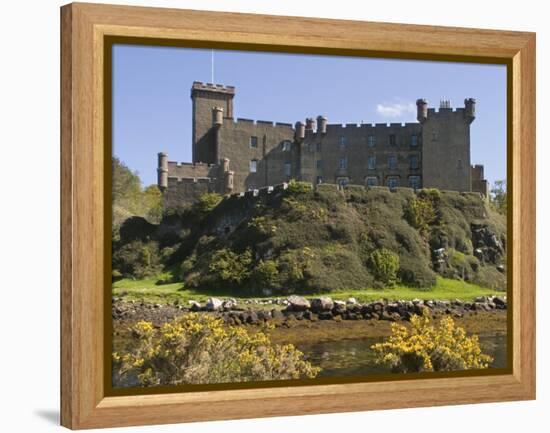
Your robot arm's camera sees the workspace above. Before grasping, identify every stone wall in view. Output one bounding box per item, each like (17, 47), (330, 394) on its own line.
(217, 119), (296, 191)
(299, 122), (422, 187)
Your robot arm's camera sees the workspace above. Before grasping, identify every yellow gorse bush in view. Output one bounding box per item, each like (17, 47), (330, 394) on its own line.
(113, 313), (320, 387)
(371, 308), (493, 373)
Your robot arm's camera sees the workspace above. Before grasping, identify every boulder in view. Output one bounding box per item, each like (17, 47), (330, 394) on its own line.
(318, 311), (333, 320)
(188, 300), (201, 312)
(222, 299), (237, 310)
(287, 295), (311, 311)
(205, 297), (223, 311)
(256, 310), (271, 321)
(346, 297), (358, 305)
(270, 309), (284, 321)
(332, 300), (347, 315)
(245, 311), (259, 325)
(310, 297), (334, 313)
(493, 296), (507, 308)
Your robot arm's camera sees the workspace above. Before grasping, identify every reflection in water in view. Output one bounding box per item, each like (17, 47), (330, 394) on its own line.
(296, 333), (507, 378)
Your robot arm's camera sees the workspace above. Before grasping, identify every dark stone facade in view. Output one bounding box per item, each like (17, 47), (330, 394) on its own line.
(157, 82), (488, 208)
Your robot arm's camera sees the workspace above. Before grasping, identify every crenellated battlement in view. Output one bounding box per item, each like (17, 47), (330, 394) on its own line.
(167, 161), (218, 168)
(191, 81), (235, 95)
(167, 176), (215, 184)
(220, 117), (296, 130)
(323, 122), (420, 131)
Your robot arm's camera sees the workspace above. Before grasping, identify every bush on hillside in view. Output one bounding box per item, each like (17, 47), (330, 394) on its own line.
(112, 240), (162, 279)
(196, 192), (223, 214)
(404, 190), (439, 237)
(287, 179), (313, 194)
(368, 248), (400, 287)
(207, 248), (253, 287)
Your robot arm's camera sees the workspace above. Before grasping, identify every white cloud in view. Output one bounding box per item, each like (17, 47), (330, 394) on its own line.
(376, 100), (416, 118)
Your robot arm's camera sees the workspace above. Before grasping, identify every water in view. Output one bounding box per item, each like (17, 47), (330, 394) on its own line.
(296, 333), (508, 377)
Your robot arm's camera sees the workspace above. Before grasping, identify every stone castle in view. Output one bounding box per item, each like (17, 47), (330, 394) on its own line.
(157, 81), (488, 208)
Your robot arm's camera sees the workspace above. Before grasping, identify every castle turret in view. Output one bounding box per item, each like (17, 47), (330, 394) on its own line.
(295, 121), (305, 142)
(416, 98), (428, 124)
(212, 106), (224, 126)
(157, 152), (168, 191)
(220, 157), (233, 193)
(317, 115), (327, 134)
(464, 98), (476, 123)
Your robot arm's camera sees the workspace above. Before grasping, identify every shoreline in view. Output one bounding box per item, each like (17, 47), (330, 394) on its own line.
(112, 297), (507, 350)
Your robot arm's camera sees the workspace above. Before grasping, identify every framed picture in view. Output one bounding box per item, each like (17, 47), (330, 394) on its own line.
(60, 2), (536, 429)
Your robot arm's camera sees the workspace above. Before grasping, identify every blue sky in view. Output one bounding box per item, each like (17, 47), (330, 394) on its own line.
(113, 45), (507, 187)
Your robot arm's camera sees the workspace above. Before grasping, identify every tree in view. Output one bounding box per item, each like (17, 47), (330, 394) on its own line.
(490, 180), (507, 215)
(112, 157), (163, 230)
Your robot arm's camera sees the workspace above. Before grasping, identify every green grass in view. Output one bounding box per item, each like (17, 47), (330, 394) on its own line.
(112, 276), (501, 305)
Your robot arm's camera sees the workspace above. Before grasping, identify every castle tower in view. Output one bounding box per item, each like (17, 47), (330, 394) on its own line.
(420, 98), (474, 192)
(191, 82), (235, 164)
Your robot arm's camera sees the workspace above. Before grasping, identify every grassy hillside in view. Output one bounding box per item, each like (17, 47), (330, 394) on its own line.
(112, 276), (500, 305)
(113, 182), (507, 296)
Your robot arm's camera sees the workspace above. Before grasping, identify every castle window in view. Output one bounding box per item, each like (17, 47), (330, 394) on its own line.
(368, 156), (376, 170)
(366, 176), (378, 187)
(410, 134), (418, 147)
(250, 136), (258, 148)
(316, 142), (322, 152)
(409, 176), (421, 189)
(388, 155), (397, 170)
(339, 136), (348, 148)
(339, 157), (348, 169)
(284, 162), (291, 176)
(431, 132), (438, 141)
(386, 177), (399, 189)
(410, 155), (419, 170)
(389, 134), (397, 146)
(249, 160), (258, 173)
(308, 143), (315, 152)
(316, 159), (323, 170)
(282, 140), (291, 151)
(367, 135), (376, 148)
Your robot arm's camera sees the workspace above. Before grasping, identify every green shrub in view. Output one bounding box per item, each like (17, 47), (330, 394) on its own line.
(398, 254), (437, 288)
(287, 179), (313, 194)
(112, 240), (162, 279)
(250, 259), (280, 291)
(368, 248), (400, 287)
(196, 192), (223, 213)
(277, 247), (316, 291)
(113, 314), (320, 386)
(404, 194), (438, 237)
(208, 248), (253, 286)
(372, 308), (493, 373)
(248, 216), (277, 236)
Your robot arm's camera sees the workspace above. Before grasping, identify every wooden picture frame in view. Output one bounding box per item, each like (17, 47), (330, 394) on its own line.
(60, 2), (536, 429)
